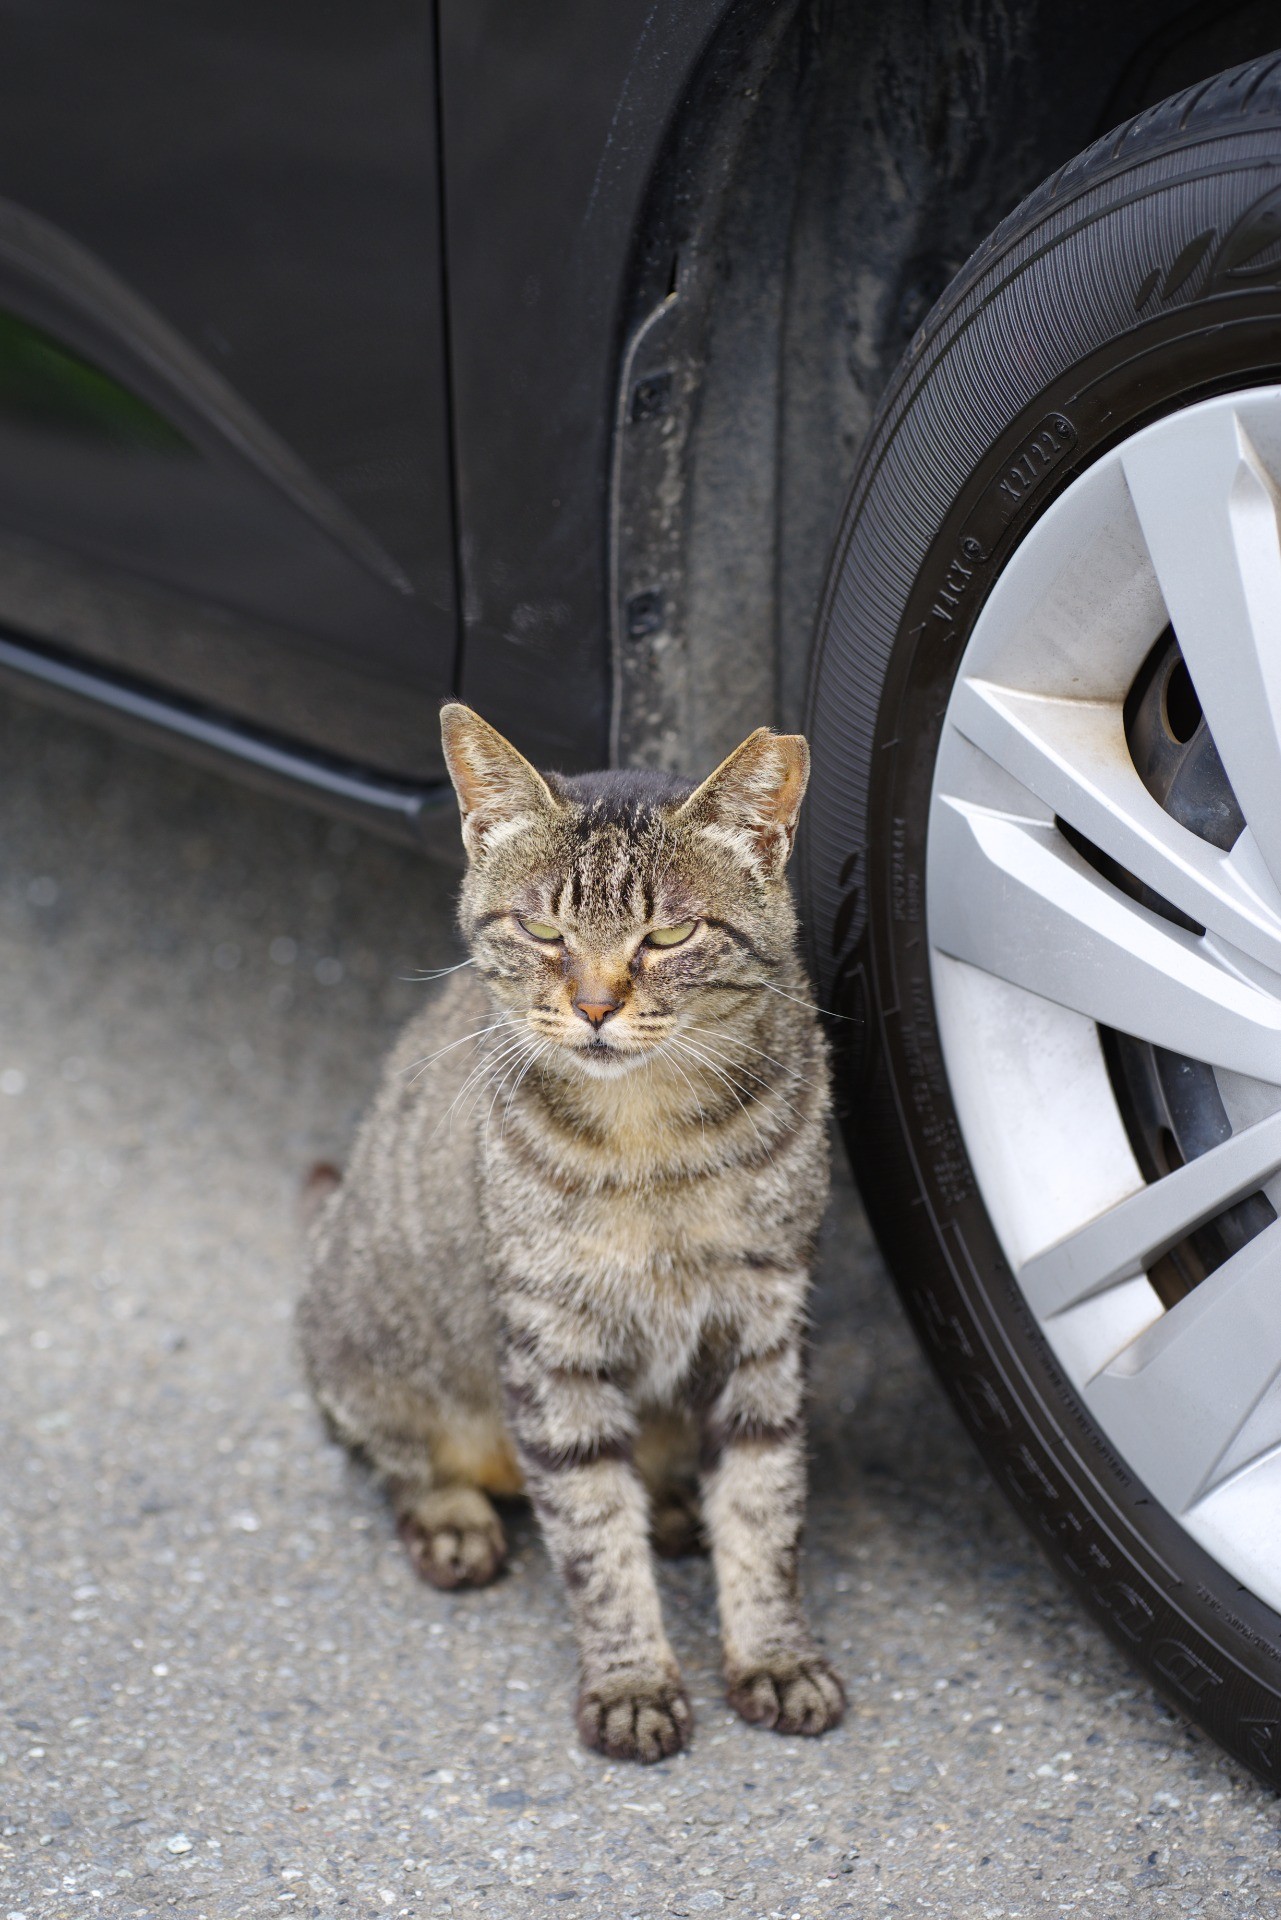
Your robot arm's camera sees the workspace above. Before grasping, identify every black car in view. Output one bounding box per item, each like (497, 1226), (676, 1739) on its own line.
(6, 0), (1281, 1787)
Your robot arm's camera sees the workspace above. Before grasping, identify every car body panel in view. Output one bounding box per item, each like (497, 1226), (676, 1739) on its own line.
(0, 0), (456, 779)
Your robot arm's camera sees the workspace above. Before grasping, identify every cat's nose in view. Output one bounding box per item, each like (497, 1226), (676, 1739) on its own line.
(573, 994), (620, 1029)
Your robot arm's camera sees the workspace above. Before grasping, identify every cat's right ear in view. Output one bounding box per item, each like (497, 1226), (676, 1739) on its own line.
(440, 704), (558, 858)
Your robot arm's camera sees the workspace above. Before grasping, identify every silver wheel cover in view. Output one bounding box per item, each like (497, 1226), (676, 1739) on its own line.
(929, 387), (1281, 1611)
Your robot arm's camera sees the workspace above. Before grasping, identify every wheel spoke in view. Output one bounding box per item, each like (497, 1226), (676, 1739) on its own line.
(1085, 1218), (1281, 1513)
(949, 676), (1281, 971)
(1019, 1105), (1281, 1318)
(929, 794), (1281, 1079)
(1123, 406), (1281, 892)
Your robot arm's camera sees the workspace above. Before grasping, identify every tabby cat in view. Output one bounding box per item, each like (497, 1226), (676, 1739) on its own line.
(299, 704), (844, 1762)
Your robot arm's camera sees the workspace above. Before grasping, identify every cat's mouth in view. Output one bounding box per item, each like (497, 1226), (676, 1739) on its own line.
(570, 1034), (648, 1078)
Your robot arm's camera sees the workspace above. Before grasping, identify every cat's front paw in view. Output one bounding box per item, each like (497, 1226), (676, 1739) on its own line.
(396, 1488), (507, 1590)
(726, 1654), (845, 1737)
(576, 1672), (692, 1763)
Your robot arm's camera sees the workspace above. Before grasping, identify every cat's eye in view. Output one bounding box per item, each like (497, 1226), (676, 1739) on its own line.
(518, 917), (562, 942)
(645, 921), (698, 949)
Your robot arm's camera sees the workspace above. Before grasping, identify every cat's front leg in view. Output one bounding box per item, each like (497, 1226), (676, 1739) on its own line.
(701, 1326), (845, 1738)
(503, 1323), (691, 1763)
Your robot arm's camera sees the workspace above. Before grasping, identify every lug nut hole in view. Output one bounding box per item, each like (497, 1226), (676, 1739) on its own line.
(1163, 657), (1202, 744)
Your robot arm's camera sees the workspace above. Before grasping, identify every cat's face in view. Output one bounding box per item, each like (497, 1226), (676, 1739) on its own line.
(441, 707), (810, 1079)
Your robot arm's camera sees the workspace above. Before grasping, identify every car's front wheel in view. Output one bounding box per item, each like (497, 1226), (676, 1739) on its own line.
(803, 53), (1281, 1788)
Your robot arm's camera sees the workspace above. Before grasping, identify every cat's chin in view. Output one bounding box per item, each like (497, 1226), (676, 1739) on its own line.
(569, 1044), (649, 1080)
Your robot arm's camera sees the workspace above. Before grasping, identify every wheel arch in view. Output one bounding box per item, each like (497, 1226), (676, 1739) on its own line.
(609, 0), (1281, 777)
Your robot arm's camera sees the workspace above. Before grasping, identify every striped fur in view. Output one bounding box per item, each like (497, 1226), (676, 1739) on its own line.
(299, 708), (843, 1761)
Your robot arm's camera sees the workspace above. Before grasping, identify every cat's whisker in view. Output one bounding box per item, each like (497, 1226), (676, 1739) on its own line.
(452, 1051), (532, 1140)
(431, 1027), (531, 1136)
(399, 957), (477, 983)
(752, 980), (851, 1020)
(456, 1033), (528, 1100)
(482, 1032), (547, 1141)
(678, 1031), (772, 1093)
(661, 1047), (708, 1150)
(677, 1027), (806, 1120)
(467, 1030), (537, 1103)
(499, 1040), (553, 1139)
(428, 1033), (526, 1119)
(683, 1021), (803, 1082)
(401, 1018), (514, 1086)
(672, 1028), (767, 1095)
(670, 1034), (761, 1109)
(667, 1036), (775, 1166)
(669, 1035), (786, 1173)
(498, 1043), (543, 1123)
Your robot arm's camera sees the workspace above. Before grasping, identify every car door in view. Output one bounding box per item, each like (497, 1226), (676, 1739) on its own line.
(0, 0), (456, 782)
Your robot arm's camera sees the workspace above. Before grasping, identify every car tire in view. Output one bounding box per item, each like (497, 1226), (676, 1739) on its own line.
(802, 52), (1281, 1788)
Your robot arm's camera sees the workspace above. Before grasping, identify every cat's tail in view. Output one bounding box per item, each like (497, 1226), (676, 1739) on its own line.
(300, 1160), (343, 1231)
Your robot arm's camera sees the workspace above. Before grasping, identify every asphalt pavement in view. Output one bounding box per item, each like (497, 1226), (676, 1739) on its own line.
(2, 689), (1279, 1919)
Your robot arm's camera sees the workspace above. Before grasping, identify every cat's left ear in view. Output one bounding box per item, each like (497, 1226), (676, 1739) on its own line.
(440, 704), (559, 857)
(675, 728), (810, 876)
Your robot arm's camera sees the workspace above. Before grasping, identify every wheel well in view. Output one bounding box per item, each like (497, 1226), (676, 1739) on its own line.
(610, 0), (1281, 772)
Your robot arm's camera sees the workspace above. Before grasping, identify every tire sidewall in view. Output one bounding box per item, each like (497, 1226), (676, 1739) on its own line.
(804, 118), (1281, 1784)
